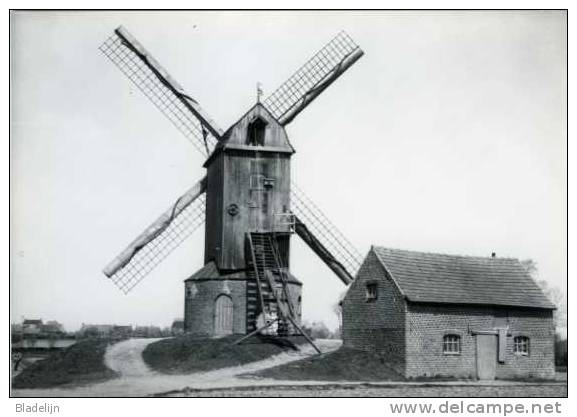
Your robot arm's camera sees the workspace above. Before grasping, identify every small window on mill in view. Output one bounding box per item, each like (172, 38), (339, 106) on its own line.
(366, 283), (378, 302)
(246, 117), (268, 146)
(443, 334), (461, 355)
(514, 336), (530, 356)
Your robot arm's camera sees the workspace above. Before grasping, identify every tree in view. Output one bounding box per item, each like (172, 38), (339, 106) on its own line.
(332, 290), (347, 335)
(300, 321), (334, 339)
(521, 259), (567, 331)
(555, 335), (568, 368)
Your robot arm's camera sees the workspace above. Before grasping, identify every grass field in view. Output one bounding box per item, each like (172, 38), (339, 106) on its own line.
(246, 347), (403, 382)
(11, 339), (119, 389)
(142, 334), (308, 374)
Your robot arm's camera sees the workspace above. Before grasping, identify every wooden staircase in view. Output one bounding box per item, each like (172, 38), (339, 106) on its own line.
(245, 232), (293, 335)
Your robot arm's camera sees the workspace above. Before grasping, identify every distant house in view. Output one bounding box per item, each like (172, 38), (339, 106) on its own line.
(134, 326), (162, 338)
(22, 319), (43, 335)
(342, 246), (556, 380)
(111, 325), (133, 338)
(14, 320), (74, 350)
(41, 321), (65, 336)
(79, 324), (114, 338)
(20, 319), (65, 338)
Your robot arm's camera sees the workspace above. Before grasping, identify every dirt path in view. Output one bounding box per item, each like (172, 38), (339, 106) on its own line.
(12, 338), (342, 397)
(104, 338), (161, 377)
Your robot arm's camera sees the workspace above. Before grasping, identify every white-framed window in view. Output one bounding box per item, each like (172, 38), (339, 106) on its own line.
(366, 283), (378, 301)
(443, 334), (461, 355)
(514, 336), (530, 356)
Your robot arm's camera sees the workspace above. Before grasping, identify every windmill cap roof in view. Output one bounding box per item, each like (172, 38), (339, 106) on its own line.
(203, 103), (295, 167)
(370, 246), (555, 310)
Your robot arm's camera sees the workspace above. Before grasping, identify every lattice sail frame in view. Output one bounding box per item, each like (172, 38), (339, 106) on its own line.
(100, 27), (221, 156)
(263, 31), (364, 125)
(105, 190), (206, 294)
(292, 185), (363, 278)
(100, 27), (223, 292)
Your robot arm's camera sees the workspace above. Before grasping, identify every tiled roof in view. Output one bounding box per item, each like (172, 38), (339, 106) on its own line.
(372, 246), (555, 310)
(185, 261), (302, 284)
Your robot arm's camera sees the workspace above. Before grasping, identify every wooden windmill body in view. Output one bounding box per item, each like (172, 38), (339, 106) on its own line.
(188, 103), (298, 336)
(100, 27), (365, 343)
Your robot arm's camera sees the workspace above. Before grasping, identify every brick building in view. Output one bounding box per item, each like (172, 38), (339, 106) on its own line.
(22, 319), (43, 335)
(342, 246), (556, 380)
(184, 261), (302, 336)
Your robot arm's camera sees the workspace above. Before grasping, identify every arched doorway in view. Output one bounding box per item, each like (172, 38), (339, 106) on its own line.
(214, 294), (234, 336)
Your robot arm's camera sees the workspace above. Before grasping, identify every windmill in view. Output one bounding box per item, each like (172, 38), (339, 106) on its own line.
(100, 26), (365, 347)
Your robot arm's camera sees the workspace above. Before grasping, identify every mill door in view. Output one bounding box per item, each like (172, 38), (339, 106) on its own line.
(214, 295), (234, 336)
(476, 334), (497, 380)
(249, 160), (271, 231)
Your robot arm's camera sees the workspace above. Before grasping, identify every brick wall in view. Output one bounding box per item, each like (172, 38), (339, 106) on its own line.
(405, 303), (555, 379)
(342, 250), (407, 374)
(341, 248), (555, 380)
(184, 279), (247, 335)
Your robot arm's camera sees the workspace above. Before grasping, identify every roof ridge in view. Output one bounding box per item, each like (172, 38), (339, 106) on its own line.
(373, 245), (519, 261)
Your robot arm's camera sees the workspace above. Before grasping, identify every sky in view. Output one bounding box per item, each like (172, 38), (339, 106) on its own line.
(10, 11), (567, 332)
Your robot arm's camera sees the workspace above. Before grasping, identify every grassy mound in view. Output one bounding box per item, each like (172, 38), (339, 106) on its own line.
(246, 347), (404, 382)
(142, 334), (307, 374)
(12, 339), (119, 389)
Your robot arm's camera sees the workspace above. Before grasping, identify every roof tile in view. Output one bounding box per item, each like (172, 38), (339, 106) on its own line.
(372, 246), (555, 309)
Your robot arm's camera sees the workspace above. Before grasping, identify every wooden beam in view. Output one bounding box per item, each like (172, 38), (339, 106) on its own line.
(277, 48), (364, 126)
(287, 316), (322, 354)
(294, 216), (354, 285)
(114, 26), (224, 140)
(246, 233), (268, 318)
(103, 176), (207, 277)
(234, 318), (279, 346)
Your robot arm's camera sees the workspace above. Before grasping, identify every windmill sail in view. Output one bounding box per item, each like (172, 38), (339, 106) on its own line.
(294, 216), (353, 285)
(99, 26), (223, 156)
(103, 177), (207, 293)
(291, 184), (364, 280)
(263, 31), (364, 125)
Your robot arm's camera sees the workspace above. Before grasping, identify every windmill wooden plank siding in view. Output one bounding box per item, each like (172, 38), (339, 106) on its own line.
(342, 246), (556, 380)
(203, 104), (294, 271)
(186, 103), (303, 336)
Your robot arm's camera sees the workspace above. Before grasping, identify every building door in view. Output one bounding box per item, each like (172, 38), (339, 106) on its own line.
(214, 295), (234, 336)
(476, 334), (497, 380)
(249, 160), (271, 231)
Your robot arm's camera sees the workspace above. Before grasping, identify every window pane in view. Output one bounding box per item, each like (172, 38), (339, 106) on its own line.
(366, 283), (377, 301)
(514, 336), (529, 355)
(443, 335), (460, 354)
